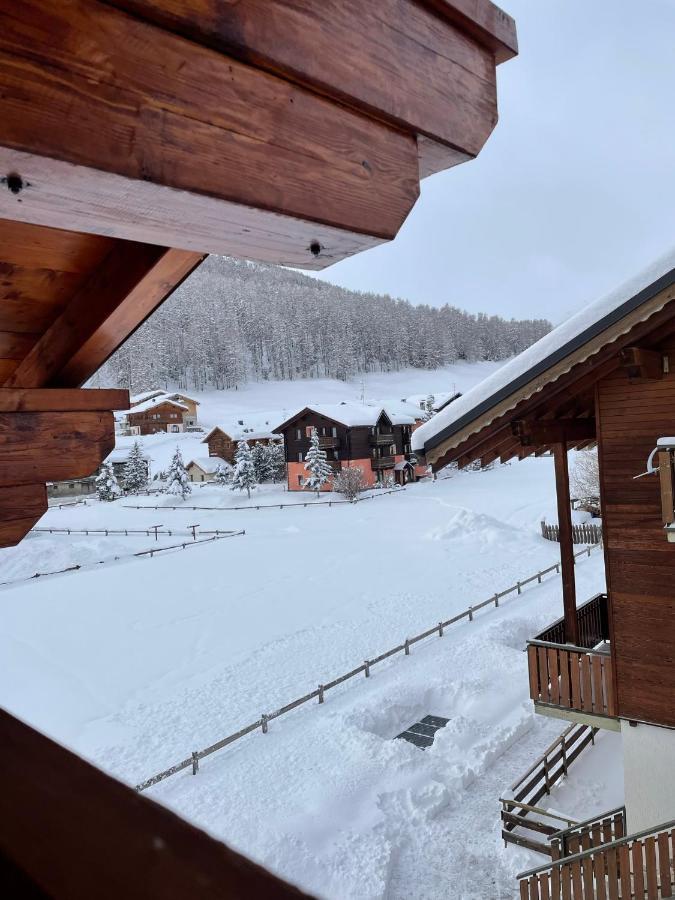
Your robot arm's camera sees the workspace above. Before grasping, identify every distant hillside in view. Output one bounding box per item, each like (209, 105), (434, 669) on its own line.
(98, 256), (550, 393)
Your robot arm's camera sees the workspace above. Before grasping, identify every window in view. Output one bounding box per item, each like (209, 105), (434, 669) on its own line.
(296, 428), (302, 440)
(305, 425), (313, 438)
(201, 475), (204, 482)
(332, 427), (337, 437)
(298, 452), (303, 462)
(297, 475), (304, 486)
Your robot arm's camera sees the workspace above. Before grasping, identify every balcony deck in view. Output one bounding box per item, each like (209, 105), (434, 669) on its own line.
(371, 456), (395, 469)
(370, 433), (395, 446)
(527, 594), (619, 730)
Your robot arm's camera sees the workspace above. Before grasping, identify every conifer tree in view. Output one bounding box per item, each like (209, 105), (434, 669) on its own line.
(251, 441), (273, 483)
(268, 441), (286, 483)
(303, 427), (333, 497)
(121, 440), (148, 494)
(95, 461), (121, 501)
(231, 440), (257, 499)
(214, 462), (231, 486)
(166, 446), (192, 500)
(423, 394), (435, 421)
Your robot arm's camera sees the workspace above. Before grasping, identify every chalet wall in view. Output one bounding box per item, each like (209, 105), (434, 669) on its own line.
(621, 720), (675, 832)
(128, 402), (185, 434)
(597, 359), (675, 728)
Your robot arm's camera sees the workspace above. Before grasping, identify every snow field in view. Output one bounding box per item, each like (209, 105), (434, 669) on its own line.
(0, 452), (614, 898)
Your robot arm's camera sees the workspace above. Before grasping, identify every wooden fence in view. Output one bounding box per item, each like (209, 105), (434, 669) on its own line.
(528, 642), (616, 720)
(0, 531), (245, 590)
(123, 487), (405, 512)
(500, 723), (599, 855)
(518, 819), (675, 898)
(135, 543), (600, 793)
(541, 520), (603, 545)
(32, 526), (235, 540)
(551, 806), (626, 861)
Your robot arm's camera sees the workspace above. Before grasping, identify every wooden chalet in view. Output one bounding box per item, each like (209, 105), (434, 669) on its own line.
(0, 0), (517, 894)
(413, 254), (675, 897)
(274, 403), (426, 491)
(202, 423), (277, 465)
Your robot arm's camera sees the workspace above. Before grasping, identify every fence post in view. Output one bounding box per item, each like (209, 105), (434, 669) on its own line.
(364, 660), (370, 678)
(468, 606), (474, 621)
(261, 714), (268, 734)
(192, 752), (199, 775)
(587, 545), (591, 557)
(438, 621), (444, 637)
(404, 639), (410, 655)
(494, 594), (499, 608)
(517, 581), (521, 595)
(537, 571), (542, 583)
(318, 684), (324, 704)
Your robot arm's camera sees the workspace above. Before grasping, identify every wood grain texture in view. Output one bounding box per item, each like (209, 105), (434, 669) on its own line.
(109, 0), (502, 175)
(0, 0), (419, 245)
(0, 389), (129, 412)
(0, 410), (115, 484)
(0, 483), (46, 548)
(0, 708), (311, 898)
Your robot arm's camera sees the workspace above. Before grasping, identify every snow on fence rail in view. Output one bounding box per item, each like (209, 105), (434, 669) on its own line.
(0, 531), (245, 590)
(540, 520), (602, 545)
(135, 542), (601, 793)
(31, 526), (235, 539)
(122, 487), (405, 512)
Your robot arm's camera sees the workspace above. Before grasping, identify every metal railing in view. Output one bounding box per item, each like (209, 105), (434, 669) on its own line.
(135, 543), (601, 793)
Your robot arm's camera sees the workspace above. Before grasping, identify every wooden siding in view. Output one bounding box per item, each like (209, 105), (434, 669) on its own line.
(597, 351), (675, 728)
(127, 401), (186, 435)
(205, 429), (273, 465)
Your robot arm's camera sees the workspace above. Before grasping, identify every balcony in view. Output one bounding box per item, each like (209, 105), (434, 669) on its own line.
(318, 436), (340, 450)
(527, 593), (618, 729)
(371, 456), (395, 469)
(370, 432), (395, 446)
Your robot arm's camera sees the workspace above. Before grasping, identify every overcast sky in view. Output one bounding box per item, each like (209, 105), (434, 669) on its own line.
(310, 0), (675, 324)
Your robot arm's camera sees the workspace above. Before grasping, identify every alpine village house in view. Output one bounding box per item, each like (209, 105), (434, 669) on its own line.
(413, 255), (675, 899)
(122, 389), (200, 434)
(274, 403), (428, 490)
(0, 0), (528, 894)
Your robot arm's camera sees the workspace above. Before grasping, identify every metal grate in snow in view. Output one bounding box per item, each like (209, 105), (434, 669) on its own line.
(395, 715), (449, 750)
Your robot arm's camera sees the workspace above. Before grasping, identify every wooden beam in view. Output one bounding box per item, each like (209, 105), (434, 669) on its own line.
(0, 483), (46, 549)
(109, 0), (505, 177)
(0, 389), (129, 412)
(513, 419), (596, 445)
(3, 244), (200, 389)
(0, 708), (310, 898)
(0, 0), (420, 266)
(552, 442), (579, 645)
(0, 411), (115, 485)
(619, 346), (665, 380)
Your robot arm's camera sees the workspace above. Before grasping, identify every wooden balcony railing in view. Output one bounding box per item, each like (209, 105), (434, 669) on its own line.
(370, 433), (395, 446)
(528, 594), (617, 722)
(318, 436), (340, 449)
(371, 456), (395, 469)
(518, 818), (675, 899)
(550, 806), (626, 861)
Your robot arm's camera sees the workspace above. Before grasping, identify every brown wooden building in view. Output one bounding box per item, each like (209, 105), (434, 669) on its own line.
(274, 403), (425, 490)
(202, 424), (277, 465)
(413, 255), (675, 896)
(0, 0), (517, 894)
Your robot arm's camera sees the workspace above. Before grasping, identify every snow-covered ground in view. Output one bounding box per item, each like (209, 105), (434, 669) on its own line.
(0, 450), (617, 899)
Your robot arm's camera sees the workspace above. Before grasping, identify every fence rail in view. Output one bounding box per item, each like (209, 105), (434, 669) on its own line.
(0, 531), (245, 590)
(551, 806), (626, 861)
(501, 722), (599, 855)
(518, 818), (675, 899)
(135, 542), (601, 793)
(32, 526), (236, 539)
(541, 520), (603, 545)
(123, 487), (405, 512)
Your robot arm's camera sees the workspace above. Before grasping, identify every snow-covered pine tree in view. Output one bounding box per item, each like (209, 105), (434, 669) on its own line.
(423, 394), (435, 421)
(214, 462), (231, 486)
(268, 441), (286, 483)
(95, 461), (121, 501)
(121, 440), (148, 494)
(251, 441), (273, 483)
(231, 440), (257, 499)
(166, 446), (192, 500)
(303, 427), (333, 497)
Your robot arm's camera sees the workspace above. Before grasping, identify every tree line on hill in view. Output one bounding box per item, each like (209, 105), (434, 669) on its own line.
(96, 255), (551, 393)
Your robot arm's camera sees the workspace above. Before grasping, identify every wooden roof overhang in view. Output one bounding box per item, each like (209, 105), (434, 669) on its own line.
(419, 268), (675, 471)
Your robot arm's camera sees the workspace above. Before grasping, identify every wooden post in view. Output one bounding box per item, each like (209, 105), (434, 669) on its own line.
(553, 442), (579, 645)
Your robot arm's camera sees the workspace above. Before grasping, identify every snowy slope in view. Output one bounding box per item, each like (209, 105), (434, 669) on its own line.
(0, 454), (610, 898)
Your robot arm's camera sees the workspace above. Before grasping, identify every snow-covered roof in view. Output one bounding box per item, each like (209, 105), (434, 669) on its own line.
(125, 397), (189, 415)
(130, 389), (167, 405)
(202, 421), (279, 443)
(380, 400), (424, 425)
(104, 448), (150, 463)
(186, 456), (231, 473)
(413, 248), (675, 456)
(275, 402), (391, 430)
